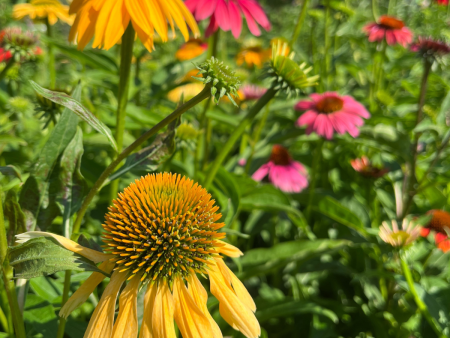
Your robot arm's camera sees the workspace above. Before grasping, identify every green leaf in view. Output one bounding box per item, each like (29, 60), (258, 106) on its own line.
(19, 85), (81, 231)
(257, 300), (338, 323)
(313, 196), (367, 236)
(30, 81), (118, 152)
(8, 237), (106, 279)
(107, 118), (180, 182)
(211, 168), (240, 226)
(4, 189), (26, 245)
(0, 165), (22, 181)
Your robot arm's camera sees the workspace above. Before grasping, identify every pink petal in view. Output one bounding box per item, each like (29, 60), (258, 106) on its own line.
(313, 114), (333, 139)
(228, 0), (242, 38)
(252, 163), (271, 181)
(385, 31), (396, 45)
(297, 110), (318, 127)
(237, 0), (271, 31)
(195, 0), (219, 20)
(215, 0), (231, 31)
(205, 15), (219, 37)
(294, 100), (314, 111)
(240, 5), (261, 36)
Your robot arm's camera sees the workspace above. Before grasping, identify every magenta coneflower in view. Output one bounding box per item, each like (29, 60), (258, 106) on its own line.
(295, 92), (370, 140)
(351, 156), (389, 179)
(364, 15), (413, 47)
(252, 145), (308, 193)
(241, 84), (267, 101)
(185, 0), (271, 38)
(411, 37), (450, 59)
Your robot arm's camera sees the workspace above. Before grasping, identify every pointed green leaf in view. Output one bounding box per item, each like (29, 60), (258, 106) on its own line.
(4, 189), (26, 245)
(0, 165), (22, 181)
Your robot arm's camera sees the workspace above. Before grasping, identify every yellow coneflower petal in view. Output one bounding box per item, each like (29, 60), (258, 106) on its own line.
(111, 273), (141, 338)
(147, 0), (168, 41)
(187, 274), (223, 338)
(70, 0), (89, 15)
(216, 259), (256, 312)
(174, 276), (213, 338)
(103, 0), (131, 50)
(209, 261), (260, 338)
(139, 282), (158, 338)
(84, 271), (128, 338)
(92, 0), (116, 48)
(15, 231), (114, 263)
(124, 0), (152, 35)
(152, 280), (176, 338)
(216, 241), (243, 258)
(59, 260), (115, 318)
(173, 0), (200, 38)
(132, 21), (154, 52)
(13, 0), (74, 25)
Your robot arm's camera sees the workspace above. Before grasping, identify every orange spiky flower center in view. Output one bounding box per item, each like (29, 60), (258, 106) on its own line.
(102, 173), (226, 283)
(379, 16), (405, 30)
(270, 145), (292, 166)
(316, 96), (344, 114)
(425, 210), (450, 234)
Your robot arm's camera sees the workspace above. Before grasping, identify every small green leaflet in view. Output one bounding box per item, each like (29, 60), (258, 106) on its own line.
(29, 81), (118, 152)
(0, 165), (22, 181)
(9, 237), (108, 279)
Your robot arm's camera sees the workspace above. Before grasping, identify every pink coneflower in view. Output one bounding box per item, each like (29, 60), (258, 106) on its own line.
(185, 0), (271, 39)
(420, 210), (450, 253)
(295, 92), (370, 140)
(241, 84), (267, 101)
(0, 48), (12, 63)
(363, 15), (413, 47)
(411, 37), (450, 59)
(351, 156), (389, 178)
(437, 0), (448, 5)
(252, 145), (308, 193)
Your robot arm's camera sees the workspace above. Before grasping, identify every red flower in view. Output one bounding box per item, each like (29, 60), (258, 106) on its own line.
(363, 15), (413, 47)
(437, 0), (449, 5)
(411, 37), (450, 58)
(421, 210), (450, 252)
(350, 156), (389, 179)
(0, 48), (12, 63)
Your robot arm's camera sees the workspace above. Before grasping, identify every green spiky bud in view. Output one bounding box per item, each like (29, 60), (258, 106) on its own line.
(193, 57), (241, 107)
(266, 41), (319, 96)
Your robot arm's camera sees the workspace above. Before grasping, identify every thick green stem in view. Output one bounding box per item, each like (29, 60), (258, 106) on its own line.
(305, 139), (324, 222)
(402, 59), (432, 218)
(0, 58), (15, 83)
(45, 19), (55, 89)
(203, 88), (277, 190)
(73, 87), (211, 234)
(56, 270), (71, 338)
(207, 31), (219, 59)
(400, 255), (447, 338)
(289, 0), (311, 48)
(0, 304), (9, 334)
(194, 97), (212, 178)
(109, 24), (136, 202)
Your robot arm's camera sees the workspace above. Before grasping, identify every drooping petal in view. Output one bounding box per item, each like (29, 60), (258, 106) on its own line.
(152, 280), (176, 338)
(174, 277), (213, 338)
(15, 231), (114, 263)
(60, 260), (115, 318)
(216, 240), (243, 257)
(139, 282), (158, 338)
(252, 163), (271, 181)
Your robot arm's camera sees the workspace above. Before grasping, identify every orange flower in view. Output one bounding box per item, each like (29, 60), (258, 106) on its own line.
(176, 38), (208, 61)
(421, 210), (450, 252)
(13, 0), (74, 26)
(236, 45), (271, 68)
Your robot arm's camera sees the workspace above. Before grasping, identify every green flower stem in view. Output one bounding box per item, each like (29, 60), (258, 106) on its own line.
(194, 96), (212, 178)
(0, 58), (15, 83)
(388, 0), (397, 15)
(45, 19), (55, 89)
(109, 24), (136, 202)
(73, 87), (211, 234)
(305, 139), (324, 222)
(323, 0), (331, 91)
(56, 270), (72, 338)
(402, 58), (432, 218)
(203, 88), (277, 190)
(289, 0), (311, 48)
(400, 254), (447, 338)
(372, 0), (379, 21)
(0, 187), (26, 338)
(0, 304), (9, 334)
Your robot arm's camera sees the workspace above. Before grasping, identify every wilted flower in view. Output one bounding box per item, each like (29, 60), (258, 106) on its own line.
(17, 173), (260, 338)
(236, 45), (271, 68)
(411, 37), (450, 61)
(252, 145), (308, 193)
(69, 0), (199, 51)
(186, 0), (271, 38)
(295, 92), (370, 140)
(351, 156), (388, 178)
(241, 84), (267, 101)
(364, 15), (413, 47)
(421, 210), (450, 252)
(379, 219), (421, 247)
(176, 38), (208, 61)
(13, 0), (73, 26)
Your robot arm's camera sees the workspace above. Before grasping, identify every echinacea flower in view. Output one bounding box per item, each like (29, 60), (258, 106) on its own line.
(68, 0), (199, 51)
(236, 45), (271, 68)
(420, 210), (450, 252)
(13, 0), (74, 26)
(176, 38), (208, 61)
(295, 92), (370, 140)
(0, 27), (39, 61)
(411, 37), (450, 60)
(186, 0), (271, 38)
(241, 84), (267, 101)
(363, 15), (413, 47)
(379, 219), (421, 247)
(252, 145), (308, 193)
(17, 173), (260, 338)
(351, 156), (388, 179)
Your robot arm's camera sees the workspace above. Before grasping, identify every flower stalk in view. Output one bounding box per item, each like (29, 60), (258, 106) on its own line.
(45, 18), (55, 88)
(289, 0), (311, 48)
(203, 87), (277, 189)
(305, 138), (324, 222)
(73, 86), (212, 234)
(109, 23), (136, 202)
(55, 270), (72, 338)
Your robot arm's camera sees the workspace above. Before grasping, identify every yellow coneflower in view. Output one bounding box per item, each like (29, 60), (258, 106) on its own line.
(176, 38), (208, 61)
(17, 173), (260, 338)
(13, 0), (74, 26)
(68, 0), (200, 51)
(236, 45), (271, 68)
